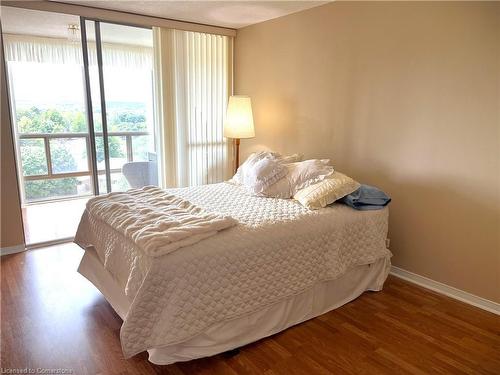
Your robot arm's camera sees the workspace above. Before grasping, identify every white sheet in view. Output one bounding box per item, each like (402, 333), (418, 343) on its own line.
(75, 182), (391, 359)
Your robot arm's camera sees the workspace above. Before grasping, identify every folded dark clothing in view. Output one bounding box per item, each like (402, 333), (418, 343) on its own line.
(340, 184), (391, 211)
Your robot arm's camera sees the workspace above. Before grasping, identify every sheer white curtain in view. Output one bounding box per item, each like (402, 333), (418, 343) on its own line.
(3, 34), (152, 68)
(153, 28), (233, 188)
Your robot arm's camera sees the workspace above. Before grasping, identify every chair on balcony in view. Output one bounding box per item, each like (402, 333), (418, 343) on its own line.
(122, 157), (158, 189)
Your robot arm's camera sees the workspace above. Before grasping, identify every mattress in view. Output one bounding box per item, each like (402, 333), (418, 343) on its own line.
(75, 182), (391, 360)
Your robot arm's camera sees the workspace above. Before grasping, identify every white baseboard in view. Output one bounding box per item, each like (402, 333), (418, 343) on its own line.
(0, 244), (26, 256)
(390, 266), (500, 316)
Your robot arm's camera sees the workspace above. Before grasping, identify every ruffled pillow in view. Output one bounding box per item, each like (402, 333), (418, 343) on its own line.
(229, 151), (303, 185)
(243, 157), (288, 195)
(259, 159), (334, 199)
(280, 153), (304, 164)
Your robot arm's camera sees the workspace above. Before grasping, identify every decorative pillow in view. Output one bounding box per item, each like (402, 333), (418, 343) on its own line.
(243, 157), (288, 194)
(261, 159), (334, 199)
(293, 171), (360, 209)
(229, 151), (278, 185)
(229, 151), (303, 185)
(280, 153), (304, 164)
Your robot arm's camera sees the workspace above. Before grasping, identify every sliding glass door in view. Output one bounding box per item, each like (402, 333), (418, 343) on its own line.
(82, 19), (157, 194)
(5, 12), (158, 201)
(3, 7), (94, 244)
(3, 6), (159, 245)
(7, 33), (93, 203)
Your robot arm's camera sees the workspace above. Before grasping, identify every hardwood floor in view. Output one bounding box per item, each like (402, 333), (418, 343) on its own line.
(1, 244), (499, 374)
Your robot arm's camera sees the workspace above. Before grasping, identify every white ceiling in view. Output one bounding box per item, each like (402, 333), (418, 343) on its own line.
(2, 7), (80, 39)
(56, 1), (329, 29)
(1, 6), (153, 46)
(1, 1), (329, 46)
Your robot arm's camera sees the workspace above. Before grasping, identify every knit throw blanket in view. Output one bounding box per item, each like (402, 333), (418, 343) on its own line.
(86, 186), (237, 257)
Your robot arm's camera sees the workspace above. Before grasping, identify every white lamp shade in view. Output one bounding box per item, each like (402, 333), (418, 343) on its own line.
(224, 95), (255, 139)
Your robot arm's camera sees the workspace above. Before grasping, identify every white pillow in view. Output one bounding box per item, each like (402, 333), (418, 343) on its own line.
(260, 159), (334, 198)
(229, 151), (303, 185)
(243, 157), (288, 194)
(294, 171), (360, 209)
(229, 151), (278, 185)
(280, 153), (304, 164)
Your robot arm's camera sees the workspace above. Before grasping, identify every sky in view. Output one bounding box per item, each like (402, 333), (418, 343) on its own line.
(9, 62), (153, 108)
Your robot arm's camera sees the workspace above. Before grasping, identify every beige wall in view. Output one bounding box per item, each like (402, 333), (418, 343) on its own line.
(0, 30), (25, 249)
(235, 2), (500, 302)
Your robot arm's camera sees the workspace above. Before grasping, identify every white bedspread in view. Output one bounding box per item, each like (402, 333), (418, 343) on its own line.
(86, 186), (236, 257)
(74, 182), (391, 358)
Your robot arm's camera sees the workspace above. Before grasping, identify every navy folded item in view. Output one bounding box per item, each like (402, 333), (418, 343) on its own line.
(340, 184), (391, 210)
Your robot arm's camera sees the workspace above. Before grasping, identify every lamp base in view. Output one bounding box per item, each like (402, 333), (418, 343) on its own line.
(234, 138), (240, 174)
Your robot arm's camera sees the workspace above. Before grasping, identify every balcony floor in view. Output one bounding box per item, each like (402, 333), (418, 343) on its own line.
(22, 197), (89, 245)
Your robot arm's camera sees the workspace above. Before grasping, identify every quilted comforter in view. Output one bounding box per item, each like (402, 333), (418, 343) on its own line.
(74, 182), (391, 358)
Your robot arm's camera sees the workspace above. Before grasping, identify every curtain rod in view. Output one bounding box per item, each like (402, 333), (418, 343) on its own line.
(1, 0), (237, 37)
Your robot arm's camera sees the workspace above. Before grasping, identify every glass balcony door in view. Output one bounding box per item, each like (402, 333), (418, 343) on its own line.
(81, 19), (157, 194)
(3, 6), (159, 245)
(7, 15), (157, 201)
(8, 49), (94, 203)
(2, 6), (96, 245)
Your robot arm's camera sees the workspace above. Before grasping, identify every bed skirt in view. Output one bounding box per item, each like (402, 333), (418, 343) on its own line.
(78, 247), (391, 365)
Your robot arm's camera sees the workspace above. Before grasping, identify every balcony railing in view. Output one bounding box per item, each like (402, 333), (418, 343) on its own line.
(18, 131), (150, 203)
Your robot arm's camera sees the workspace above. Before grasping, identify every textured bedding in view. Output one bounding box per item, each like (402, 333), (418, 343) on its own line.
(86, 186), (236, 257)
(75, 182), (391, 358)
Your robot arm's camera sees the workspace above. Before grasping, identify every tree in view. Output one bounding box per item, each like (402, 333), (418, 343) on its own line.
(21, 139), (79, 201)
(17, 105), (147, 201)
(24, 177), (79, 201)
(95, 137), (125, 163)
(18, 107), (81, 200)
(110, 111), (147, 131)
(17, 106), (88, 134)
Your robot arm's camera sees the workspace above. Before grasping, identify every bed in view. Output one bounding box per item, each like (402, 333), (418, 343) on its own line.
(75, 182), (391, 365)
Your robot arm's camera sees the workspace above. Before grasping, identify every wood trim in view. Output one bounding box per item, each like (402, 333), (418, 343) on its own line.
(0, 243), (25, 256)
(1, 0), (237, 37)
(390, 266), (500, 315)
